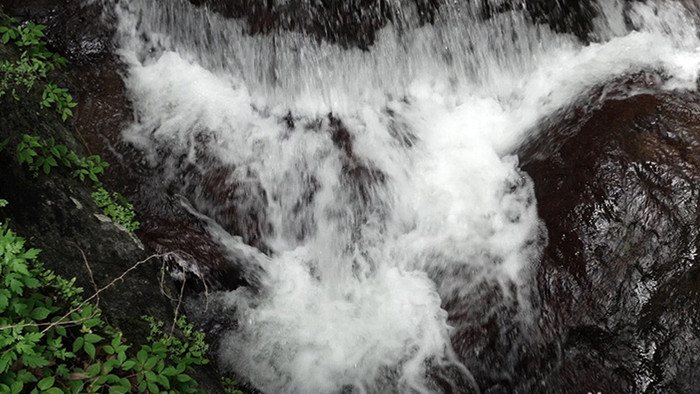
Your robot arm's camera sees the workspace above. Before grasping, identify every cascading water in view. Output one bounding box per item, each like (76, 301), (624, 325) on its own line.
(103, 0), (700, 392)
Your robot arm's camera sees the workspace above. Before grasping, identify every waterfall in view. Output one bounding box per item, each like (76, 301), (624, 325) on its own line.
(105, 0), (700, 392)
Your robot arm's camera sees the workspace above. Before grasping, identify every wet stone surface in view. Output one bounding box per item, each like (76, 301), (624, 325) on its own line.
(518, 90), (700, 393)
(188, 0), (603, 48)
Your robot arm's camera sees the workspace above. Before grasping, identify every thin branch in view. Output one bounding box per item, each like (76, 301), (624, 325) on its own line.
(0, 252), (176, 333)
(70, 242), (99, 308)
(170, 277), (187, 336)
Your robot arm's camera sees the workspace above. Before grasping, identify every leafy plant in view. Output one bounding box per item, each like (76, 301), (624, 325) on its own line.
(15, 134), (142, 232)
(73, 154), (109, 185)
(91, 187), (140, 232)
(16, 134), (106, 184)
(222, 377), (245, 394)
(16, 134), (78, 176)
(0, 18), (76, 120)
(41, 82), (77, 121)
(0, 216), (209, 393)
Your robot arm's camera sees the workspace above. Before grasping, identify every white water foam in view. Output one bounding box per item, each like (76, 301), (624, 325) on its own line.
(109, 0), (700, 392)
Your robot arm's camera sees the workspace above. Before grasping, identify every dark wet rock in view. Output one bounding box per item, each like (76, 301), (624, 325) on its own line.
(1, 4), (231, 391)
(187, 0), (403, 49)
(518, 91), (700, 393)
(481, 0), (600, 42)
(191, 0), (604, 48)
(0, 79), (176, 348)
(3, 0), (252, 295)
(2, 0), (113, 64)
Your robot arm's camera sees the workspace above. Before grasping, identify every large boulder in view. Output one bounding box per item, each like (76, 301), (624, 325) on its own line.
(519, 89), (700, 393)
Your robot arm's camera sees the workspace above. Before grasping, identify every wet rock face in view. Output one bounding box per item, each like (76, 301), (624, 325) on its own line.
(520, 91), (700, 393)
(2, 0), (113, 64)
(480, 0), (599, 42)
(189, 0), (601, 48)
(0, 79), (176, 350)
(187, 0), (402, 49)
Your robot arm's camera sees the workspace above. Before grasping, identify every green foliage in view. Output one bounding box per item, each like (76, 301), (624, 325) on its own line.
(0, 18), (76, 121)
(222, 377), (244, 394)
(0, 217), (209, 393)
(17, 134), (108, 183)
(72, 154), (109, 185)
(91, 187), (140, 231)
(16, 134), (78, 177)
(15, 134), (141, 232)
(41, 82), (76, 121)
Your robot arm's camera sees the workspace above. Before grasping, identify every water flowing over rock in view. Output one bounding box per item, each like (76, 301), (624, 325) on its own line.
(186, 0), (604, 48)
(4, 0), (700, 392)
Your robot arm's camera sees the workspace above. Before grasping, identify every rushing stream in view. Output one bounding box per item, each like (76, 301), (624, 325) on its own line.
(102, 0), (700, 392)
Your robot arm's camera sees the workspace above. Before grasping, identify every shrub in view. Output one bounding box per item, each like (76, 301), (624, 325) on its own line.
(0, 214), (207, 393)
(0, 18), (76, 121)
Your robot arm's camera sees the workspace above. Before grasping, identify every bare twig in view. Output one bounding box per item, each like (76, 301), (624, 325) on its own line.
(70, 242), (100, 308)
(170, 277), (187, 335)
(0, 252), (176, 333)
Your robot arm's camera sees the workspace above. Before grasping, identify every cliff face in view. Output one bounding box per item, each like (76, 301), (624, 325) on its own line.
(0, 34), (175, 349)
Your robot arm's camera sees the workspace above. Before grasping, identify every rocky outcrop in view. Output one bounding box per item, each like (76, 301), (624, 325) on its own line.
(518, 89), (700, 393)
(0, 78), (175, 348)
(0, 5), (228, 391)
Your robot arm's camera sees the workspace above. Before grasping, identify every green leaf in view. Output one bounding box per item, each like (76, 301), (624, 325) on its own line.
(23, 277), (40, 288)
(102, 360), (116, 374)
(156, 374), (169, 389)
(0, 294), (8, 312)
(22, 354), (49, 368)
(30, 306), (50, 320)
(84, 333), (103, 343)
(72, 337), (84, 353)
(176, 374), (192, 383)
(87, 363), (101, 377)
(54, 325), (66, 336)
(144, 356), (159, 370)
(84, 342), (96, 359)
(161, 366), (177, 376)
(121, 360), (136, 370)
(109, 386), (129, 394)
(83, 318), (101, 329)
(10, 380), (22, 394)
(37, 376), (54, 390)
(9, 278), (23, 294)
(21, 248), (40, 259)
(136, 349), (147, 364)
